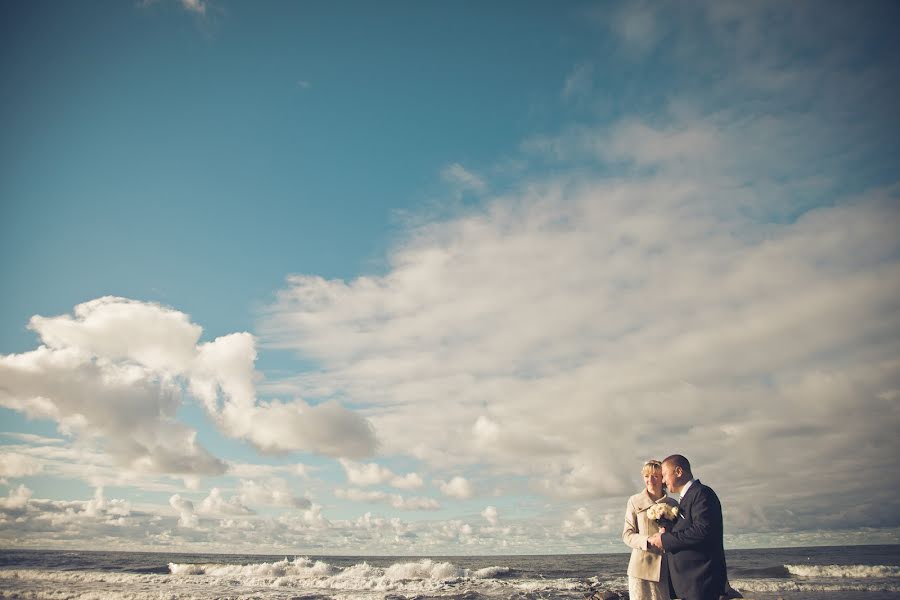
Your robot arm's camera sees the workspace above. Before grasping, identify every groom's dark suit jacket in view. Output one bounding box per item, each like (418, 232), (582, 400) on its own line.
(660, 480), (727, 600)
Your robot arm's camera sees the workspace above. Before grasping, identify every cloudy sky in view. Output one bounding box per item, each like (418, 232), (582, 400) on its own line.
(1, 1), (899, 555)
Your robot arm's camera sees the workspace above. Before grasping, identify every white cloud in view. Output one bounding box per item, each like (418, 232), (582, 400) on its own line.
(0, 452), (42, 482)
(0, 485), (133, 537)
(238, 479), (310, 509)
(390, 472), (424, 490)
(335, 488), (440, 511)
(199, 488), (253, 516)
(392, 495), (440, 511)
(0, 341), (225, 477)
(0, 297), (376, 479)
(260, 113), (900, 530)
(169, 494), (198, 528)
(561, 506), (619, 539)
(437, 476), (474, 500)
(180, 0), (206, 15)
(481, 505), (498, 526)
(0, 438), (195, 495)
(441, 163), (486, 193)
(604, 118), (723, 168)
(339, 459), (394, 486)
(1, 432), (65, 445)
(0, 484), (32, 511)
(339, 459), (423, 490)
(84, 487), (131, 518)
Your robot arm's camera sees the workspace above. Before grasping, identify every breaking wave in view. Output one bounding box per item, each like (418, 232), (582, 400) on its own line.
(167, 557), (514, 592)
(729, 564), (900, 594)
(3, 555), (900, 599)
(731, 577), (900, 594)
(785, 563), (900, 578)
(0, 559), (536, 600)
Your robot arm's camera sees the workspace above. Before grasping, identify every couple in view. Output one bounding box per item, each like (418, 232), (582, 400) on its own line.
(622, 455), (737, 600)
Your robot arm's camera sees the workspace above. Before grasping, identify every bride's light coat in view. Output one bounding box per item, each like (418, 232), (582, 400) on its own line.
(623, 489), (680, 581)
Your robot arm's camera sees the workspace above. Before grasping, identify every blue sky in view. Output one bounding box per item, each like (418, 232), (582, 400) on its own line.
(1, 0), (899, 555)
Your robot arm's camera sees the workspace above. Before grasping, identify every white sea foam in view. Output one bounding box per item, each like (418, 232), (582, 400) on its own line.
(165, 556), (519, 594)
(473, 565), (511, 578)
(4, 557), (900, 600)
(167, 556), (509, 586)
(785, 563), (900, 578)
(0, 561), (528, 600)
(168, 555), (338, 578)
(731, 577), (900, 594)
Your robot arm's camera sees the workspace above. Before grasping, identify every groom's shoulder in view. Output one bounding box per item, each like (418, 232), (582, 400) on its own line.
(695, 481), (723, 504)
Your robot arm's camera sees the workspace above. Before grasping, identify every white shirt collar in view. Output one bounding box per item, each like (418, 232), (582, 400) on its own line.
(678, 478), (695, 501)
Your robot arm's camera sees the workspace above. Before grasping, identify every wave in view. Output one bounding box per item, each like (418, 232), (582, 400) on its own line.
(166, 557), (516, 593)
(731, 577), (900, 594)
(785, 563), (900, 578)
(168, 556), (511, 582)
(169, 556), (339, 578)
(10, 558), (897, 600)
(0, 562), (544, 600)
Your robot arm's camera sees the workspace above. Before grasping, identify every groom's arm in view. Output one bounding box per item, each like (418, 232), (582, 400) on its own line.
(660, 487), (721, 552)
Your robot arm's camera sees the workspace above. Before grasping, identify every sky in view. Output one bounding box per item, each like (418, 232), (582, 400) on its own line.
(1, 0), (899, 556)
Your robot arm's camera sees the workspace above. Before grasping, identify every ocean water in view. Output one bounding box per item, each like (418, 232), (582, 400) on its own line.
(0, 544), (898, 600)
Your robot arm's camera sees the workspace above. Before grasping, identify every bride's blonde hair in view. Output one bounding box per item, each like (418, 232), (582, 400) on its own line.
(641, 459), (662, 476)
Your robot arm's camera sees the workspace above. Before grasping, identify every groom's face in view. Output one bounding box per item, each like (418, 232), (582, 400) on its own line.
(661, 462), (681, 492)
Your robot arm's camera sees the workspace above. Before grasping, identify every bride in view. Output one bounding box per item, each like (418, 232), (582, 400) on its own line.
(622, 459), (680, 600)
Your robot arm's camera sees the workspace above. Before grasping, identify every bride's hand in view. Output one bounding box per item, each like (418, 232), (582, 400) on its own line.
(659, 526), (666, 534)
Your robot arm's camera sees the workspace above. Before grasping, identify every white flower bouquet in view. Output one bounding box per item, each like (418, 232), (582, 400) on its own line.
(646, 503), (679, 521)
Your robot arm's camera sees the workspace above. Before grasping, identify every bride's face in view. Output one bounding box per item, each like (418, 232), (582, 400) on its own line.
(643, 470), (663, 495)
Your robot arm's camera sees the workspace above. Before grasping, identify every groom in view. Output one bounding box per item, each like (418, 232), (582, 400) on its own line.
(647, 454), (727, 600)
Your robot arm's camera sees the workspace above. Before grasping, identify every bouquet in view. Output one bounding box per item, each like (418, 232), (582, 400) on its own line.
(646, 503), (679, 522)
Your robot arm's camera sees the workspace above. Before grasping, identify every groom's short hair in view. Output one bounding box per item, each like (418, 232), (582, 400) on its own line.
(663, 454), (693, 477)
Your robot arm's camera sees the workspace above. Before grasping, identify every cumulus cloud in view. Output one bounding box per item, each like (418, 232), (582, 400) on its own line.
(260, 117), (900, 533)
(0, 436), (191, 494)
(0, 452), (42, 483)
(0, 345), (225, 477)
(199, 488), (253, 516)
(84, 487), (131, 518)
(238, 478), (310, 509)
(561, 505), (619, 542)
(339, 459), (423, 490)
(335, 488), (440, 511)
(437, 476), (474, 500)
(169, 494), (198, 528)
(3, 482), (896, 554)
(0, 297), (376, 479)
(0, 484), (33, 511)
(481, 505), (499, 526)
(390, 472), (424, 490)
(0, 484), (134, 540)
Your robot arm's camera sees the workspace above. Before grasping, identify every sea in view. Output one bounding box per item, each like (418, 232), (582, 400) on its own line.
(0, 544), (898, 600)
